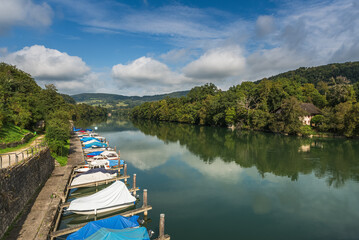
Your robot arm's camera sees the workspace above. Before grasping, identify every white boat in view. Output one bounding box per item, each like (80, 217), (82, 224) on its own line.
(75, 160), (111, 173)
(83, 147), (114, 154)
(82, 139), (100, 145)
(67, 181), (136, 215)
(71, 169), (117, 186)
(86, 151), (119, 162)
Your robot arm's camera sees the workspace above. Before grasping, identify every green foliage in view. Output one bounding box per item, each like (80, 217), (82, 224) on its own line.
(300, 125), (316, 136)
(131, 61), (359, 137)
(0, 63), (108, 160)
(0, 124), (31, 143)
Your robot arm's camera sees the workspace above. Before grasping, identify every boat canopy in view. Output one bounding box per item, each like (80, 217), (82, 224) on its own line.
(84, 227), (150, 240)
(83, 142), (107, 149)
(108, 160), (124, 167)
(73, 127), (82, 132)
(81, 137), (99, 142)
(86, 151), (104, 157)
(67, 181), (136, 212)
(83, 139), (101, 145)
(75, 168), (118, 177)
(71, 171), (117, 186)
(66, 215), (139, 240)
(101, 151), (118, 157)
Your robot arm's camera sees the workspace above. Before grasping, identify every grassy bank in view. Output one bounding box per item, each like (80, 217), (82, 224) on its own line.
(0, 135), (42, 154)
(51, 140), (70, 166)
(0, 124), (31, 143)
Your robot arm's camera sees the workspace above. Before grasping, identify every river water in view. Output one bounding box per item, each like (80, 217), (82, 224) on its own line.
(71, 118), (359, 239)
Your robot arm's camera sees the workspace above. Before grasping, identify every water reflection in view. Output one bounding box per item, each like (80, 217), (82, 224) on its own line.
(131, 119), (359, 188)
(86, 119), (359, 239)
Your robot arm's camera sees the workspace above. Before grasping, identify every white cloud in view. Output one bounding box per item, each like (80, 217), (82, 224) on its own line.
(183, 46), (245, 79)
(256, 15), (275, 37)
(1, 45), (90, 80)
(112, 56), (192, 93)
(0, 0), (53, 34)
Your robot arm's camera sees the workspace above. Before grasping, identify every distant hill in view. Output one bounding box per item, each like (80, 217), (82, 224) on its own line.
(263, 61), (359, 85)
(71, 90), (189, 110)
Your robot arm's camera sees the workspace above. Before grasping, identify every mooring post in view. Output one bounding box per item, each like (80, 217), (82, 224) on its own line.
(143, 189), (148, 216)
(114, 146), (117, 152)
(124, 164), (128, 183)
(133, 174), (137, 196)
(117, 150), (121, 171)
(159, 213), (165, 239)
(106, 141), (109, 146)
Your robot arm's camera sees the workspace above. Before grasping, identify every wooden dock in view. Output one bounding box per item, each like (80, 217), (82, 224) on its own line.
(49, 131), (170, 239)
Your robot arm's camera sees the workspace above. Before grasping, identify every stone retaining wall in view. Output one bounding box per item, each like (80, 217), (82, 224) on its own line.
(0, 133), (35, 149)
(0, 148), (54, 238)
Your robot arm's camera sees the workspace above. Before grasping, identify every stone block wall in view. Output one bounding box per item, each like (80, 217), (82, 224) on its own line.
(0, 148), (54, 238)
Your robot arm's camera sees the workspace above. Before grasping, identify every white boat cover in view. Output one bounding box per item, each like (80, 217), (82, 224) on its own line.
(67, 181), (136, 212)
(71, 172), (117, 186)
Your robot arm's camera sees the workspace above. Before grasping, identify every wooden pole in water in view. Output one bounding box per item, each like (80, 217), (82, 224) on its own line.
(159, 214), (165, 239)
(143, 189), (148, 216)
(124, 164), (128, 183)
(133, 174), (137, 196)
(117, 150), (121, 171)
(114, 146), (117, 152)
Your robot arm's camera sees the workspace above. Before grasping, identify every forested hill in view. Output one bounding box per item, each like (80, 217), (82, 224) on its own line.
(132, 61), (359, 137)
(71, 91), (189, 110)
(263, 61), (359, 85)
(72, 91), (189, 102)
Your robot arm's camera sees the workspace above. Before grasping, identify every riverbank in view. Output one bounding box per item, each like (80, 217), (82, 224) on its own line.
(4, 132), (85, 240)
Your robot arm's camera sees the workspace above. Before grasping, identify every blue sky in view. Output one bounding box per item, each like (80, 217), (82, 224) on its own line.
(0, 0), (358, 95)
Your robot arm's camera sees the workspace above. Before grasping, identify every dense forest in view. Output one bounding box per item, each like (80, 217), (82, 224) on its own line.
(0, 63), (107, 158)
(132, 61), (359, 137)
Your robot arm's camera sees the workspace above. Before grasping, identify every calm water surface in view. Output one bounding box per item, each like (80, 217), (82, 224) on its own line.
(73, 119), (359, 240)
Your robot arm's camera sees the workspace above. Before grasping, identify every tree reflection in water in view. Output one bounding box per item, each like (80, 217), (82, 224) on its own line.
(132, 119), (359, 188)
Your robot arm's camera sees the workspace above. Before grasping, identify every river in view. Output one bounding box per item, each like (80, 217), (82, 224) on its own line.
(70, 118), (359, 239)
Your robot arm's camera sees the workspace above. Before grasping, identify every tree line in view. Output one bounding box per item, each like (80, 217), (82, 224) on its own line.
(0, 63), (107, 155)
(132, 61), (359, 137)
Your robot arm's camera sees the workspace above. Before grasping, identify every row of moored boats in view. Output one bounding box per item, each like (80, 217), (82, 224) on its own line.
(60, 127), (153, 240)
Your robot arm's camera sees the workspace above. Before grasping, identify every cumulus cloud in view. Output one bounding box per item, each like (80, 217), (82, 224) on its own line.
(183, 46), (245, 79)
(0, 0), (53, 34)
(1, 45), (90, 80)
(256, 15), (275, 37)
(112, 56), (192, 94)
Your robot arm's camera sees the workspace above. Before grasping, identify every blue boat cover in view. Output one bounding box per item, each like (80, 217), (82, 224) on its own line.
(67, 215), (139, 240)
(108, 160), (125, 168)
(81, 137), (99, 142)
(86, 151), (104, 157)
(84, 227), (150, 240)
(83, 142), (108, 149)
(86, 128), (93, 131)
(74, 168), (118, 178)
(73, 127), (82, 132)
